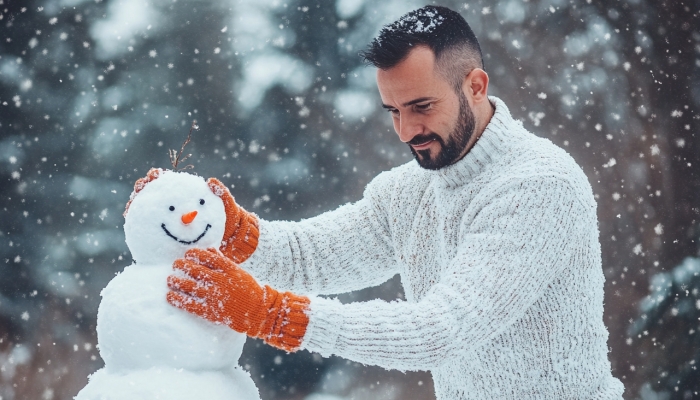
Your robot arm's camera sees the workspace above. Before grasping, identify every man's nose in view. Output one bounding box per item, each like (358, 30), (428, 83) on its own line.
(396, 114), (423, 143)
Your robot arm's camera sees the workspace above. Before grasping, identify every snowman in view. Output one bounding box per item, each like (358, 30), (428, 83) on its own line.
(75, 168), (261, 400)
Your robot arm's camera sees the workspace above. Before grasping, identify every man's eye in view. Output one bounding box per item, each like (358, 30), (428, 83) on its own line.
(416, 103), (432, 111)
(387, 109), (399, 116)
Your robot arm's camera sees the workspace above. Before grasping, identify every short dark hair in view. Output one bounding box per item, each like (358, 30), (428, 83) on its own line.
(359, 5), (483, 91)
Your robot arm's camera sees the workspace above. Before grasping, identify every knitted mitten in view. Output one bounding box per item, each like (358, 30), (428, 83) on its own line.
(124, 168), (163, 216)
(206, 178), (259, 263)
(166, 248), (310, 352)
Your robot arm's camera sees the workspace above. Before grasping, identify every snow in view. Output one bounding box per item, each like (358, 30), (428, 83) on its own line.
(381, 7), (446, 35)
(123, 171), (226, 265)
(75, 171), (259, 399)
(76, 366), (258, 400)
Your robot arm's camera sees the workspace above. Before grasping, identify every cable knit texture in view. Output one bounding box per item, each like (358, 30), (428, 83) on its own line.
(242, 97), (624, 399)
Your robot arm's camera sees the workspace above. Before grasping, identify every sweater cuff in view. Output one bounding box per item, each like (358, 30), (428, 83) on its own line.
(300, 296), (344, 357)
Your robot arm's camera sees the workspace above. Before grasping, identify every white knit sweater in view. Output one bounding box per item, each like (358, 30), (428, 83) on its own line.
(242, 97), (624, 399)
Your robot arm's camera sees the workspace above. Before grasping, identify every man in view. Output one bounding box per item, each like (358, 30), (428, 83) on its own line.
(154, 5), (624, 399)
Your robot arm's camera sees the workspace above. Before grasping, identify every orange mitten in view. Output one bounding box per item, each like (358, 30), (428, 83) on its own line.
(166, 248), (310, 352)
(206, 178), (260, 263)
(124, 168), (163, 216)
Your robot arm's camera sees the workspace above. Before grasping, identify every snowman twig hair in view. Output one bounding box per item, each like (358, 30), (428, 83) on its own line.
(169, 121), (198, 171)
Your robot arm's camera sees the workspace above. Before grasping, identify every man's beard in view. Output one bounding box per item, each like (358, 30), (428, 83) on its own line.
(408, 93), (476, 170)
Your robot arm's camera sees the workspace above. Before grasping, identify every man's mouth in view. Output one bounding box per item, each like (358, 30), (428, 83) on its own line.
(161, 223), (212, 244)
(408, 134), (442, 151)
(410, 138), (437, 150)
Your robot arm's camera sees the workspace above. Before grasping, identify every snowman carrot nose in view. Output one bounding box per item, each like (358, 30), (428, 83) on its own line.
(181, 211), (198, 225)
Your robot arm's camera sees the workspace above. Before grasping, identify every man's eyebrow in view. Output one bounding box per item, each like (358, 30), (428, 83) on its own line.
(402, 97), (435, 107)
(381, 97), (436, 110)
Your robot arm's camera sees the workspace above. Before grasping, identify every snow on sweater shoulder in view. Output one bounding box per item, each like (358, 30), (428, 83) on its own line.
(242, 96), (624, 399)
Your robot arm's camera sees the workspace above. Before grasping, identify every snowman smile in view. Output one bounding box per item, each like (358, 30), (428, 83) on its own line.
(161, 223), (212, 245)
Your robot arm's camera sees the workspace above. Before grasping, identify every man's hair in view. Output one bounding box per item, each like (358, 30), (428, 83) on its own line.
(359, 5), (483, 92)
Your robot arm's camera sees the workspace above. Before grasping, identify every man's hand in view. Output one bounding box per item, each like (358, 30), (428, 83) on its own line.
(166, 248), (310, 352)
(206, 178), (259, 263)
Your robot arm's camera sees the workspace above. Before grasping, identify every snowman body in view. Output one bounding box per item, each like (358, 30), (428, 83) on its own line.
(76, 171), (260, 400)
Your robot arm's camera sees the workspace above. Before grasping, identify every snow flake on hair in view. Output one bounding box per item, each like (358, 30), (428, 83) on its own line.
(380, 8), (446, 37)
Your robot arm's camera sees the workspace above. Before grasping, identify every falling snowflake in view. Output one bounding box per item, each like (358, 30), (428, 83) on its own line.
(654, 224), (663, 235)
(602, 158), (617, 168)
(633, 244), (643, 255)
(149, 50), (157, 58)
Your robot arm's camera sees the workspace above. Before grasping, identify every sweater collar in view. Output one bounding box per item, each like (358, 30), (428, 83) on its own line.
(435, 96), (522, 187)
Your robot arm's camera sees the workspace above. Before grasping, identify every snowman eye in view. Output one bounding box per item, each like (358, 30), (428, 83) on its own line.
(199, 199), (205, 205)
(169, 206), (175, 211)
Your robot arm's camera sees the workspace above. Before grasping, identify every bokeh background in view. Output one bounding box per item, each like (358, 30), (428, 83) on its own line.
(1, 0), (699, 399)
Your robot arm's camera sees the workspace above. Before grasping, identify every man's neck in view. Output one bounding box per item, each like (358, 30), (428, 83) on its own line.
(459, 99), (496, 160)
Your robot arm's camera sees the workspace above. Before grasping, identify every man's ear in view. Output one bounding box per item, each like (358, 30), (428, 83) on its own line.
(463, 68), (489, 104)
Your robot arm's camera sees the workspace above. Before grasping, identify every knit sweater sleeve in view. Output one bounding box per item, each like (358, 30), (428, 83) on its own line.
(301, 175), (593, 370)
(240, 171), (399, 295)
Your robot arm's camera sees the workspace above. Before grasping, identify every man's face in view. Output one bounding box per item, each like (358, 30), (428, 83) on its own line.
(377, 46), (475, 170)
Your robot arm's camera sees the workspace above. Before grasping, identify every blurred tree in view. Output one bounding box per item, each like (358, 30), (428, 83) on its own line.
(629, 251), (700, 399)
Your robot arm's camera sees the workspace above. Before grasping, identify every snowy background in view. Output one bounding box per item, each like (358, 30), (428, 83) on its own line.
(0, 0), (699, 399)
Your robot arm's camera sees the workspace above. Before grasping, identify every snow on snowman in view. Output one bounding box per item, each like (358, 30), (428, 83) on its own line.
(75, 162), (261, 399)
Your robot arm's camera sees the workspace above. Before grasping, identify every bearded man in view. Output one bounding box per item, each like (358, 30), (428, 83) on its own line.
(155, 5), (625, 399)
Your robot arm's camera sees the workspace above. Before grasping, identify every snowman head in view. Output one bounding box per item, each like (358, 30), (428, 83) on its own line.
(124, 169), (225, 265)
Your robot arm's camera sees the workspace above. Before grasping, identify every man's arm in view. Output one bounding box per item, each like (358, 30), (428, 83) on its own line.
(301, 176), (593, 370)
(241, 172), (401, 295)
